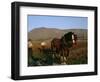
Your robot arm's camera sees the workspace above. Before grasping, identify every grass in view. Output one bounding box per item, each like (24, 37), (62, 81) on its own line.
(28, 40), (88, 66)
(66, 40), (88, 64)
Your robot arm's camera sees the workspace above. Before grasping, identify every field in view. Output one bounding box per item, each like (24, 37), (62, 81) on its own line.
(28, 39), (88, 66)
(66, 40), (87, 64)
(28, 28), (88, 66)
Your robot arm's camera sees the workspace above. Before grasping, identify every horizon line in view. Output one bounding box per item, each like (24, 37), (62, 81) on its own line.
(28, 27), (87, 32)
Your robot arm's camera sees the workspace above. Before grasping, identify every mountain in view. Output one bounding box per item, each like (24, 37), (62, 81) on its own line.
(28, 27), (87, 41)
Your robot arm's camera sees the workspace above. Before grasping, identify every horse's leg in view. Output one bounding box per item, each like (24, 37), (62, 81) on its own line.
(67, 48), (69, 58)
(51, 42), (55, 64)
(62, 48), (67, 64)
(65, 48), (69, 63)
(59, 49), (62, 64)
(60, 49), (65, 64)
(61, 48), (69, 64)
(63, 49), (66, 64)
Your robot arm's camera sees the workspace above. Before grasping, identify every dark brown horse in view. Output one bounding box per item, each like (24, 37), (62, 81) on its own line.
(51, 38), (61, 53)
(51, 32), (77, 64)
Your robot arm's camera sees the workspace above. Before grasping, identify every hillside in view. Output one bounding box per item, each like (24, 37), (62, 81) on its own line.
(28, 27), (87, 41)
(63, 29), (87, 40)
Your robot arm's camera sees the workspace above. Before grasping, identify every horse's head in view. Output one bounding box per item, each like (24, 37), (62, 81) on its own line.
(62, 32), (77, 47)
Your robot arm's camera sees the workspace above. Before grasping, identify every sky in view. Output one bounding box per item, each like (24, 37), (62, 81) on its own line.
(28, 15), (88, 32)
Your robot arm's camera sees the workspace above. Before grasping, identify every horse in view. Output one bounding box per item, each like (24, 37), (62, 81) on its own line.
(51, 38), (61, 53)
(38, 42), (54, 65)
(41, 42), (47, 49)
(51, 32), (77, 64)
(28, 39), (33, 57)
(28, 39), (35, 66)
